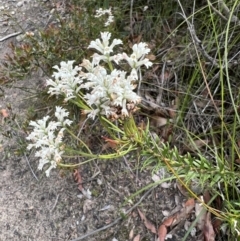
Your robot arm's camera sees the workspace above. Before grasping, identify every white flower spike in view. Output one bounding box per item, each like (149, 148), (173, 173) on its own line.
(122, 42), (153, 69)
(46, 60), (83, 101)
(88, 32), (122, 56)
(26, 107), (72, 177)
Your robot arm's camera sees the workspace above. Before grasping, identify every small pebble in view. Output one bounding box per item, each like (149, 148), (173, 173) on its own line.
(16, 34), (26, 42)
(16, 2), (23, 7)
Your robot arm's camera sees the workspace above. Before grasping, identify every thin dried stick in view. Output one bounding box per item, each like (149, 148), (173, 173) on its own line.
(50, 194), (60, 212)
(209, 1), (228, 21)
(24, 152), (39, 181)
(0, 31), (22, 42)
(130, 0), (134, 37)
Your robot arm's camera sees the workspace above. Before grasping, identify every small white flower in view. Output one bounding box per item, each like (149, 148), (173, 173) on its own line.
(80, 58), (96, 72)
(27, 116), (50, 132)
(128, 69), (138, 81)
(121, 108), (129, 117)
(132, 42), (151, 58)
(85, 108), (100, 119)
(94, 8), (114, 26)
(122, 42), (153, 69)
(45, 161), (57, 177)
(143, 6), (148, 11)
(52, 60), (81, 74)
(55, 106), (70, 124)
(105, 15), (114, 26)
(92, 53), (108, 65)
(110, 53), (124, 65)
(46, 60), (83, 101)
(88, 32), (122, 56)
(38, 157), (50, 170)
(101, 105), (116, 117)
(55, 128), (65, 144)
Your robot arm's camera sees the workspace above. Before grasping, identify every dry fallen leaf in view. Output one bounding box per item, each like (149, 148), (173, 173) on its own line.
(158, 198), (195, 241)
(0, 109), (9, 118)
(162, 215), (174, 227)
(168, 106), (177, 118)
(128, 34), (142, 46)
(193, 139), (209, 149)
(101, 136), (119, 151)
(146, 54), (156, 61)
(163, 198), (195, 228)
(204, 212), (216, 241)
(184, 198), (195, 214)
(158, 224), (167, 241)
(137, 208), (157, 234)
(73, 169), (83, 191)
(235, 158), (240, 164)
(129, 228), (134, 239)
(133, 234), (141, 241)
(184, 139), (210, 153)
(151, 116), (169, 127)
(195, 200), (207, 231)
(203, 192), (222, 234)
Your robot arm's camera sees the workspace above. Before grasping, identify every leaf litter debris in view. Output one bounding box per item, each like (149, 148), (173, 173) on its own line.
(136, 196), (218, 241)
(73, 168), (92, 199)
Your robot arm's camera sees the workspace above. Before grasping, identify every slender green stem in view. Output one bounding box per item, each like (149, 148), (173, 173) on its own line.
(65, 127), (92, 154)
(107, 56), (114, 71)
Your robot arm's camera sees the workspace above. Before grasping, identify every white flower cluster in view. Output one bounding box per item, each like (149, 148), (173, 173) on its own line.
(26, 107), (72, 177)
(81, 66), (141, 119)
(46, 60), (82, 102)
(45, 31), (153, 120)
(122, 42), (152, 69)
(88, 31), (122, 60)
(94, 8), (114, 27)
